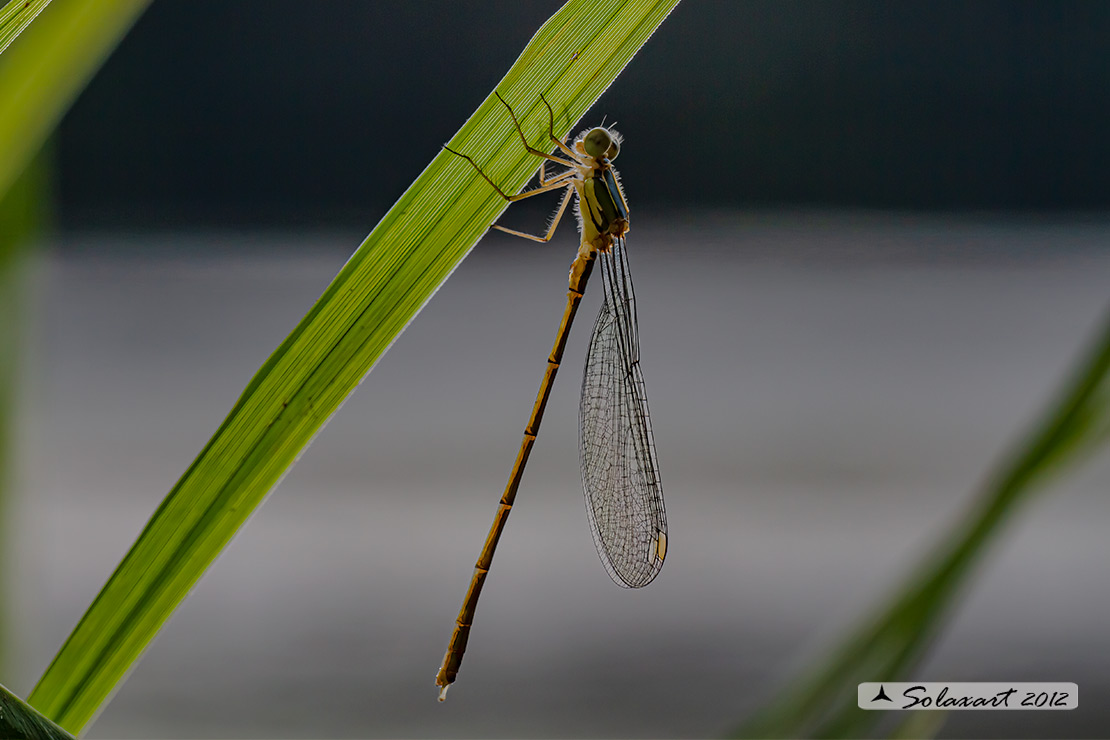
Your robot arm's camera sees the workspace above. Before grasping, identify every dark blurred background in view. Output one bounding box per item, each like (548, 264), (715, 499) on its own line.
(56, 0), (1110, 227)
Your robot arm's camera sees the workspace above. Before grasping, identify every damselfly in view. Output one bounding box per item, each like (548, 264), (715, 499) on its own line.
(436, 94), (667, 700)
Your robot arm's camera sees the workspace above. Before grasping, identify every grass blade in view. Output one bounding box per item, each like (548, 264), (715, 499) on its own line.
(0, 682), (73, 740)
(0, 146), (52, 679)
(0, 0), (146, 720)
(27, 1), (682, 733)
(735, 307), (1110, 738)
(0, 0), (52, 57)
(0, 0), (150, 201)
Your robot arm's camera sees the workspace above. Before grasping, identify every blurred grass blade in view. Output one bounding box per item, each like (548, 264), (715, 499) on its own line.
(0, 0), (52, 57)
(887, 708), (947, 740)
(28, 0), (682, 733)
(0, 0), (150, 201)
(0, 0), (145, 712)
(0, 683), (74, 740)
(736, 307), (1110, 739)
(0, 146), (52, 675)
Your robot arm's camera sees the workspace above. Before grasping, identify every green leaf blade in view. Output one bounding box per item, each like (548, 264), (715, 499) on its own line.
(0, 682), (74, 740)
(0, 0), (150, 200)
(29, 0), (682, 733)
(735, 309), (1110, 738)
(0, 0), (53, 57)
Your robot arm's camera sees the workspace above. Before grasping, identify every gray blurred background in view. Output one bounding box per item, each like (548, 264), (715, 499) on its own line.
(7, 1), (1110, 738)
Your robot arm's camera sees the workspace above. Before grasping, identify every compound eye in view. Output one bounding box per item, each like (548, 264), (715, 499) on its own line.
(605, 137), (620, 161)
(583, 127), (613, 159)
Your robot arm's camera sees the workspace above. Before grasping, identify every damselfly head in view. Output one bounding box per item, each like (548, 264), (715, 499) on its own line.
(581, 127), (621, 161)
